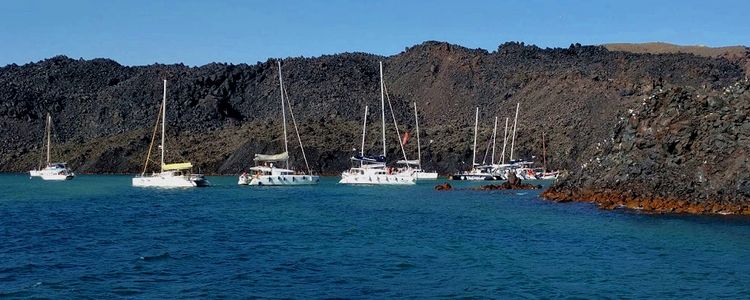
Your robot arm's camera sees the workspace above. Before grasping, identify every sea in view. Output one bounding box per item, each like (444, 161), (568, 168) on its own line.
(1, 174), (749, 298)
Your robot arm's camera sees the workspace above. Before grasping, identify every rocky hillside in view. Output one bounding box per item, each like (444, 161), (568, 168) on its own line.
(544, 80), (750, 214)
(0, 41), (745, 176)
(604, 42), (750, 74)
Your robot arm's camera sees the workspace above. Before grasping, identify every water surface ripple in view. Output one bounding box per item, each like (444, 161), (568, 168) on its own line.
(1, 175), (749, 298)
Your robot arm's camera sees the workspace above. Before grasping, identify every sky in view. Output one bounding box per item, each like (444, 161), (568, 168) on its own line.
(1, 0), (748, 66)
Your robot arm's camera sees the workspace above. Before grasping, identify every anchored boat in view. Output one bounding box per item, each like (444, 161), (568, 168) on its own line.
(340, 62), (416, 185)
(132, 80), (208, 188)
(238, 61), (319, 186)
(449, 107), (503, 181)
(29, 113), (75, 181)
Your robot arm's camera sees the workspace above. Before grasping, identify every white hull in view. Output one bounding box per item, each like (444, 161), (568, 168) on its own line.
(450, 174), (496, 181)
(339, 173), (416, 185)
(132, 175), (208, 188)
(29, 170), (42, 177)
(242, 174), (320, 186)
(415, 171), (438, 180)
(40, 173), (75, 181)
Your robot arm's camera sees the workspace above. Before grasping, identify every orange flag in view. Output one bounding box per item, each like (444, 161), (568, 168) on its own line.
(401, 131), (411, 145)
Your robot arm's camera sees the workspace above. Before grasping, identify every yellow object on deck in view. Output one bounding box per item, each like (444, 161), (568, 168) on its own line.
(162, 162), (193, 171)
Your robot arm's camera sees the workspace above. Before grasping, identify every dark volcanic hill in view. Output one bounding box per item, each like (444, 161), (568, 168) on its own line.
(0, 41), (745, 179)
(544, 80), (750, 214)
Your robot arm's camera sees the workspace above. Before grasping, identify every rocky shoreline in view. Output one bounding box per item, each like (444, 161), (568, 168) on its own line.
(542, 188), (750, 215)
(542, 80), (750, 215)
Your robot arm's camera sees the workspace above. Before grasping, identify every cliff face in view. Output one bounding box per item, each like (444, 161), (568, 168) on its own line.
(544, 80), (750, 214)
(0, 41), (745, 176)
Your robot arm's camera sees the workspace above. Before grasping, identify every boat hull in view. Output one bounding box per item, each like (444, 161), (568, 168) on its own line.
(415, 172), (439, 180)
(132, 175), (208, 188)
(449, 174), (503, 181)
(243, 174), (320, 186)
(40, 173), (75, 181)
(339, 174), (416, 185)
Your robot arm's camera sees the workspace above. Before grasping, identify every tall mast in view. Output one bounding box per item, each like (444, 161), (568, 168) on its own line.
(471, 107), (479, 167)
(46, 113), (51, 164)
(491, 116), (498, 165)
(379, 61), (386, 158)
(360, 105), (368, 167)
(501, 117), (509, 164)
(542, 131), (548, 172)
(160, 79), (167, 172)
(414, 102), (422, 170)
(278, 60), (289, 169)
(510, 102), (520, 162)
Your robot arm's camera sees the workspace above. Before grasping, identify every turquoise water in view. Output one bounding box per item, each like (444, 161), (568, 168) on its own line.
(1, 174), (749, 298)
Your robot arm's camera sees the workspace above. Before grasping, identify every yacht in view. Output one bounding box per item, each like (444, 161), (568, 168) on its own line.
(239, 60), (319, 186)
(29, 113), (75, 181)
(339, 62), (416, 185)
(450, 107), (503, 181)
(132, 80), (208, 188)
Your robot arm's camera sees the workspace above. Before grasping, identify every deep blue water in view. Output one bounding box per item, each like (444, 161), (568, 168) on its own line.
(1, 174), (749, 298)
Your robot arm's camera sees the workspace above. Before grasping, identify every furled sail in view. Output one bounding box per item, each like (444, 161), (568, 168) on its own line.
(396, 159), (419, 165)
(351, 154), (386, 163)
(162, 162), (193, 171)
(253, 152), (289, 162)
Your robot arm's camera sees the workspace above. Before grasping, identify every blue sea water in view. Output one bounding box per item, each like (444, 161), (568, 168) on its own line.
(1, 174), (749, 298)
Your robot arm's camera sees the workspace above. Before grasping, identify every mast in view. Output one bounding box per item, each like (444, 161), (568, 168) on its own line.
(379, 61), (386, 158)
(46, 113), (51, 164)
(360, 105), (368, 167)
(491, 116), (498, 165)
(510, 102), (519, 162)
(501, 117), (509, 164)
(160, 79), (167, 172)
(542, 131), (548, 172)
(414, 102), (422, 170)
(278, 61), (289, 169)
(471, 107), (479, 167)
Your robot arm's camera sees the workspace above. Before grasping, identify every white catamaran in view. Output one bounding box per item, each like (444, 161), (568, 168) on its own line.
(238, 61), (319, 186)
(339, 62), (417, 185)
(396, 102), (438, 179)
(132, 80), (208, 188)
(29, 113), (75, 181)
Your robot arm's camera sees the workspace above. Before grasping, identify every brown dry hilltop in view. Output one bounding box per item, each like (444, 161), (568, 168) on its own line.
(1, 41), (749, 214)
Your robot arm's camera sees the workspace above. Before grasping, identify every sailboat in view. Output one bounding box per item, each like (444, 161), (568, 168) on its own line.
(132, 80), (208, 188)
(396, 102), (438, 179)
(339, 62), (416, 185)
(537, 131), (560, 180)
(449, 108), (503, 180)
(503, 102), (538, 180)
(29, 113), (75, 181)
(238, 61), (319, 186)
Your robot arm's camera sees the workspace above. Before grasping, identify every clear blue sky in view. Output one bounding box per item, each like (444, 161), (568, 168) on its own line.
(1, 0), (748, 66)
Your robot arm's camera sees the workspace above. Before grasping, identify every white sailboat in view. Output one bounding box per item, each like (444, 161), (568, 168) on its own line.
(29, 113), (75, 181)
(238, 61), (319, 186)
(397, 102), (438, 179)
(503, 102), (538, 180)
(537, 131), (560, 180)
(449, 108), (502, 180)
(132, 80), (208, 188)
(339, 62), (416, 185)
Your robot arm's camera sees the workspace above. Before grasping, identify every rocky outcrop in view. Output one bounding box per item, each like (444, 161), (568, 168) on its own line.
(435, 183), (452, 191)
(543, 80), (750, 214)
(0, 41), (745, 175)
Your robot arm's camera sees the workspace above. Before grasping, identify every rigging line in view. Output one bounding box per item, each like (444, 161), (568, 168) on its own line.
(283, 84), (312, 175)
(382, 82), (409, 162)
(481, 135), (493, 165)
(141, 99), (163, 176)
